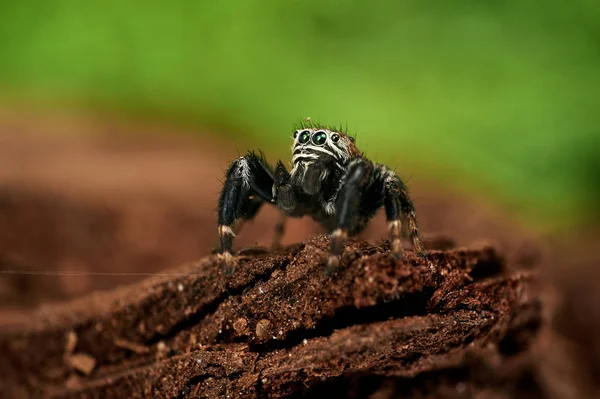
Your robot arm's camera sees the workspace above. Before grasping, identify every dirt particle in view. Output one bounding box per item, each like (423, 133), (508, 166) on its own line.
(189, 334), (198, 347)
(156, 340), (171, 358)
(114, 338), (150, 354)
(233, 354), (245, 368)
(65, 375), (82, 390)
(193, 382), (201, 396)
(256, 319), (272, 339)
(65, 331), (77, 355)
(68, 353), (96, 376)
(233, 318), (248, 334)
(177, 283), (184, 292)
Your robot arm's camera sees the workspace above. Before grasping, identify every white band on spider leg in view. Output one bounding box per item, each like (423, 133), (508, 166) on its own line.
(327, 255), (340, 268)
(388, 221), (403, 253)
(332, 228), (348, 239)
(388, 220), (401, 232)
(218, 225), (236, 237)
(392, 238), (403, 254)
(323, 201), (336, 216)
(218, 251), (234, 262)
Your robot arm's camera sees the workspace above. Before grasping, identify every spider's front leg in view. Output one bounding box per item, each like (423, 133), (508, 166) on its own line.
(380, 165), (426, 258)
(327, 158), (374, 273)
(217, 152), (274, 260)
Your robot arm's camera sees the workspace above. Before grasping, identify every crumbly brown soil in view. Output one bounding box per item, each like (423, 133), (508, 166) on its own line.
(0, 111), (596, 398)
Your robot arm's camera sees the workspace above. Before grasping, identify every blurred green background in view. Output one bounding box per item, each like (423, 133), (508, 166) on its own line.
(0, 0), (598, 231)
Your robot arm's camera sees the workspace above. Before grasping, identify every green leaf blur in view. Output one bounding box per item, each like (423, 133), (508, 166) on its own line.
(0, 0), (598, 230)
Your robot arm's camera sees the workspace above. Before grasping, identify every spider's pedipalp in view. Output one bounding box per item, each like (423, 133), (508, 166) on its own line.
(273, 160), (296, 211)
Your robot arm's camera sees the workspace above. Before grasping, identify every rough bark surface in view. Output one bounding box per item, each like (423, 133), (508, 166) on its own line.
(0, 235), (542, 398)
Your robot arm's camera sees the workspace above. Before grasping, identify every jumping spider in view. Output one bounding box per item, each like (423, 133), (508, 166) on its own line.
(216, 121), (426, 273)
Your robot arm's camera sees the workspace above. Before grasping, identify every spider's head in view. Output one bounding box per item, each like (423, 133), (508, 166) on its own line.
(291, 125), (360, 167)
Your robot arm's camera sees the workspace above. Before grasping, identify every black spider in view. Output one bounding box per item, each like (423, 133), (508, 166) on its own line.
(216, 121), (426, 273)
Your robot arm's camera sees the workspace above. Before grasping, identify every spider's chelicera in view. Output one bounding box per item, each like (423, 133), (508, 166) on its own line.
(216, 121), (426, 273)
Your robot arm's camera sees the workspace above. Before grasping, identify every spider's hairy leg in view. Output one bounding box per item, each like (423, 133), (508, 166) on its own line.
(326, 158), (374, 274)
(380, 166), (426, 258)
(216, 152), (274, 258)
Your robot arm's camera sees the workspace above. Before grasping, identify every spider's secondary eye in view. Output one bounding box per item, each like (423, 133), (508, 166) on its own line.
(312, 131), (327, 145)
(298, 130), (310, 144)
(331, 133), (340, 142)
(293, 131), (299, 138)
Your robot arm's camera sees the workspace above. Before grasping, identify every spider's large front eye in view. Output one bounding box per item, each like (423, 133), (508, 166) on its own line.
(312, 131), (327, 145)
(298, 130), (310, 144)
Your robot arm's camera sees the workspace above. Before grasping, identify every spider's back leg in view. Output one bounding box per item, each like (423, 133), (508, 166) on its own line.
(378, 165), (426, 258)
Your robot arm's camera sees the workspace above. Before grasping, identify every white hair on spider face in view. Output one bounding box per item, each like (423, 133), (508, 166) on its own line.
(291, 128), (354, 166)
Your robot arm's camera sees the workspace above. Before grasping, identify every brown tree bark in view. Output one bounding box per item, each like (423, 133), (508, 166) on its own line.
(0, 236), (541, 398)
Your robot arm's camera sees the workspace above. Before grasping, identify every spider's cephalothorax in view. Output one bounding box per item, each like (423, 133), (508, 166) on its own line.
(216, 122), (426, 273)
